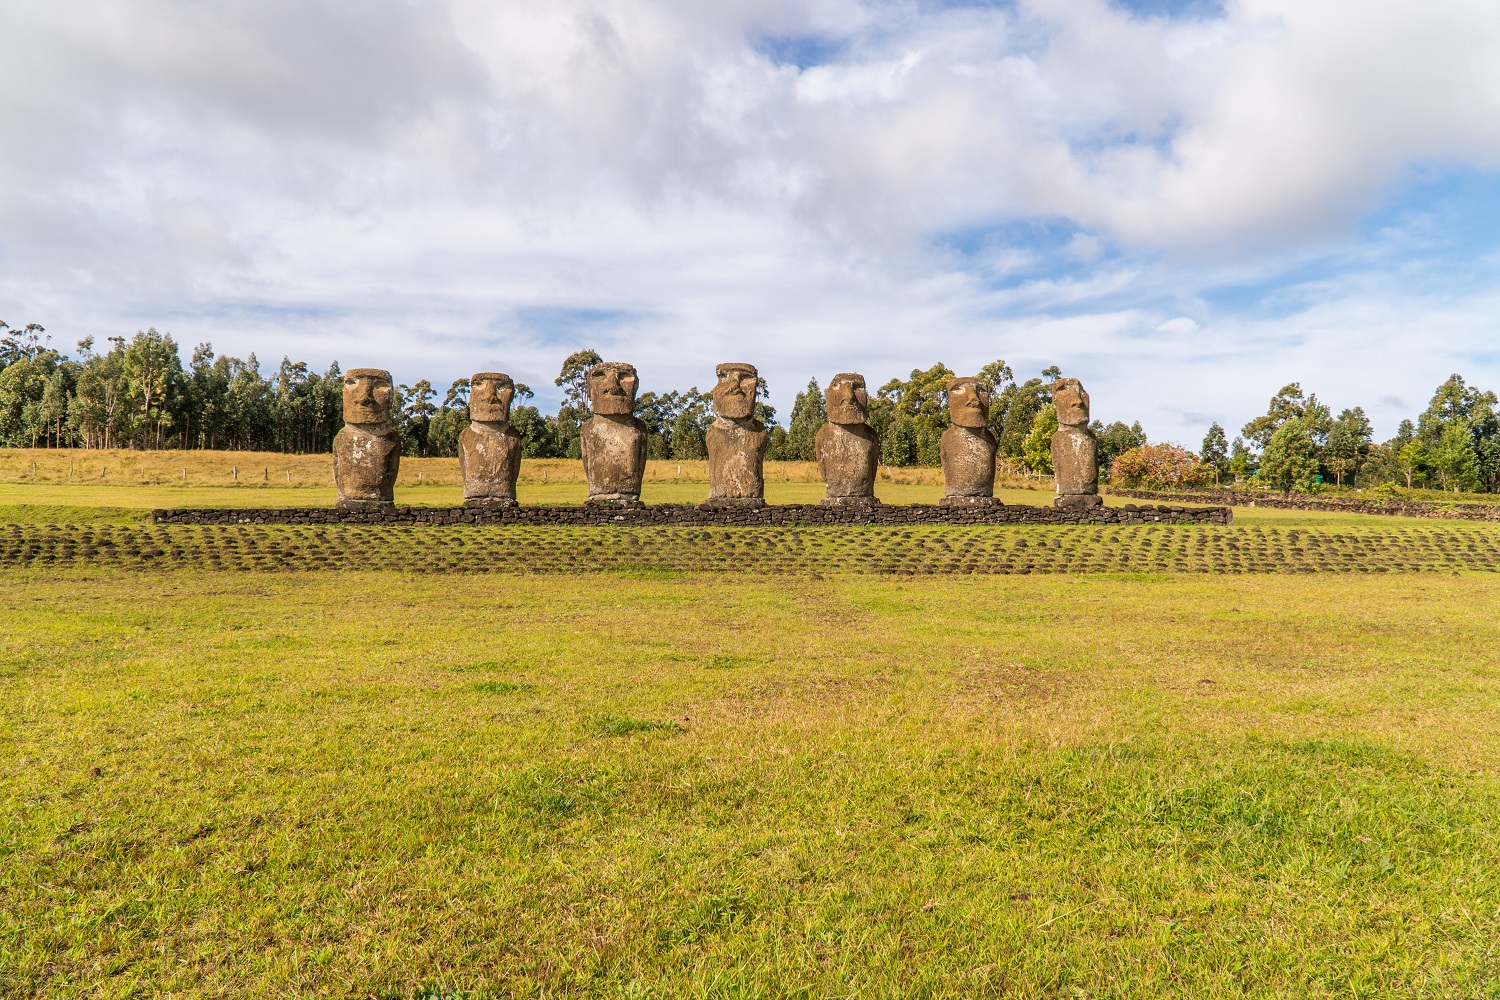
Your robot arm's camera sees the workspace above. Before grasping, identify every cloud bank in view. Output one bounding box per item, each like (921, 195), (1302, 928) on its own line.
(4, 0), (1500, 438)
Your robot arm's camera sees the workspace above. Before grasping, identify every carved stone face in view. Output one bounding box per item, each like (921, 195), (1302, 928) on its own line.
(946, 377), (991, 429)
(826, 373), (869, 425)
(712, 363), (759, 420)
(587, 362), (639, 416)
(1053, 378), (1090, 427)
(470, 372), (515, 423)
(343, 368), (393, 425)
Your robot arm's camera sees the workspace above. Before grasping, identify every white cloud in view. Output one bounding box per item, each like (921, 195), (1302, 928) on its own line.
(2, 0), (1500, 440)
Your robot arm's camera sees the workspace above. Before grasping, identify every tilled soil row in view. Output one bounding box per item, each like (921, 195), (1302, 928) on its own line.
(1112, 488), (1500, 521)
(4, 523), (1499, 575)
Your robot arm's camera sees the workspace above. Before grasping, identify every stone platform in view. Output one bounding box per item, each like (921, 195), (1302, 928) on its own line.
(152, 501), (1232, 527)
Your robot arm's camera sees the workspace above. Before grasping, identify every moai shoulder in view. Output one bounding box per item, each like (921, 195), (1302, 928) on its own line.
(333, 368), (400, 509)
(940, 376), (1001, 506)
(460, 372), (522, 507)
(816, 373), (880, 504)
(704, 362), (768, 507)
(1050, 378), (1102, 509)
(580, 361), (648, 505)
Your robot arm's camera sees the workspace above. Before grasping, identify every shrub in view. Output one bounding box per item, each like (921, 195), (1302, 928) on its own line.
(1109, 443), (1213, 489)
(1257, 420), (1318, 493)
(1022, 404), (1058, 474)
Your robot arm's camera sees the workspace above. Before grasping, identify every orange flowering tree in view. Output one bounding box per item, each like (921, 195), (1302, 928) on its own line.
(1109, 443), (1213, 489)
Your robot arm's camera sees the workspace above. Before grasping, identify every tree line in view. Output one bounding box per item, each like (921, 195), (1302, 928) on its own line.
(5, 319), (1493, 493)
(1192, 379), (1500, 493)
(0, 325), (1148, 471)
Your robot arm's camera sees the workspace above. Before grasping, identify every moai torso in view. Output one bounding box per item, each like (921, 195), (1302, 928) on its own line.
(459, 421), (521, 503)
(816, 422), (879, 499)
(1050, 378), (1100, 505)
(1051, 425), (1099, 496)
(941, 424), (997, 497)
(581, 414), (648, 500)
(706, 417), (768, 500)
(333, 424), (401, 504)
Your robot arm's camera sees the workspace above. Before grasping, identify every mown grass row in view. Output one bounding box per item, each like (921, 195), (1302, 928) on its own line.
(4, 522), (1500, 574)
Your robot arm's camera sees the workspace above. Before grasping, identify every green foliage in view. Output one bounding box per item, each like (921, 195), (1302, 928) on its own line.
(1322, 421), (1360, 486)
(425, 407), (467, 459)
(977, 359), (1014, 395)
(1431, 420), (1480, 491)
(881, 412), (917, 467)
(669, 405), (708, 460)
(874, 363), (958, 467)
(0, 327), (72, 448)
(878, 364), (954, 423)
(1242, 383), (1332, 450)
(1228, 436), (1253, 477)
(1022, 403), (1058, 473)
(765, 424), (791, 461)
(1094, 420), (1147, 483)
(1397, 440), (1431, 489)
(553, 349), (603, 415)
(397, 378), (436, 456)
(780, 378), (825, 461)
(510, 405), (552, 458)
(914, 424), (942, 467)
(1200, 422), (1228, 479)
(1258, 420), (1319, 493)
(1416, 375), (1500, 492)
(1319, 407), (1373, 486)
(995, 375), (1051, 458)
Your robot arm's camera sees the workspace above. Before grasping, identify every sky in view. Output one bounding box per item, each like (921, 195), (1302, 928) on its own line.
(3, 0), (1500, 442)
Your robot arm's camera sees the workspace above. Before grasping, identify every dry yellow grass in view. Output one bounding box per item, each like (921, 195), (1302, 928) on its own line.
(0, 448), (1048, 491)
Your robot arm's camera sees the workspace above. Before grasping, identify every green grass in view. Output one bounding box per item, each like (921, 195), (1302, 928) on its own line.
(472, 680), (536, 695)
(4, 569), (1500, 997)
(6, 475), (1500, 996)
(584, 713), (685, 737)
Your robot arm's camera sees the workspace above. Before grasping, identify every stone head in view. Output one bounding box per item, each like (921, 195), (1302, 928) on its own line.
(586, 362), (639, 416)
(470, 372), (515, 423)
(1052, 378), (1090, 427)
(343, 368), (393, 425)
(826, 373), (869, 425)
(712, 363), (759, 420)
(946, 376), (991, 429)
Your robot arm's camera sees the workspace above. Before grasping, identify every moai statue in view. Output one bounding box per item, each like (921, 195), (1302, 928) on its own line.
(703, 362), (769, 508)
(580, 361), (647, 505)
(459, 372), (521, 507)
(1051, 377), (1102, 509)
(815, 372), (880, 505)
(333, 368), (401, 509)
(939, 376), (1002, 507)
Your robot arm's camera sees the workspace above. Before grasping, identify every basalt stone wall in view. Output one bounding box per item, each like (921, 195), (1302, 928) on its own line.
(153, 502), (1232, 527)
(1110, 489), (1500, 522)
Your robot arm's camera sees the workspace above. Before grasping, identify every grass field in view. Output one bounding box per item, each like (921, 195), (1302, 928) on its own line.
(4, 452), (1500, 997)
